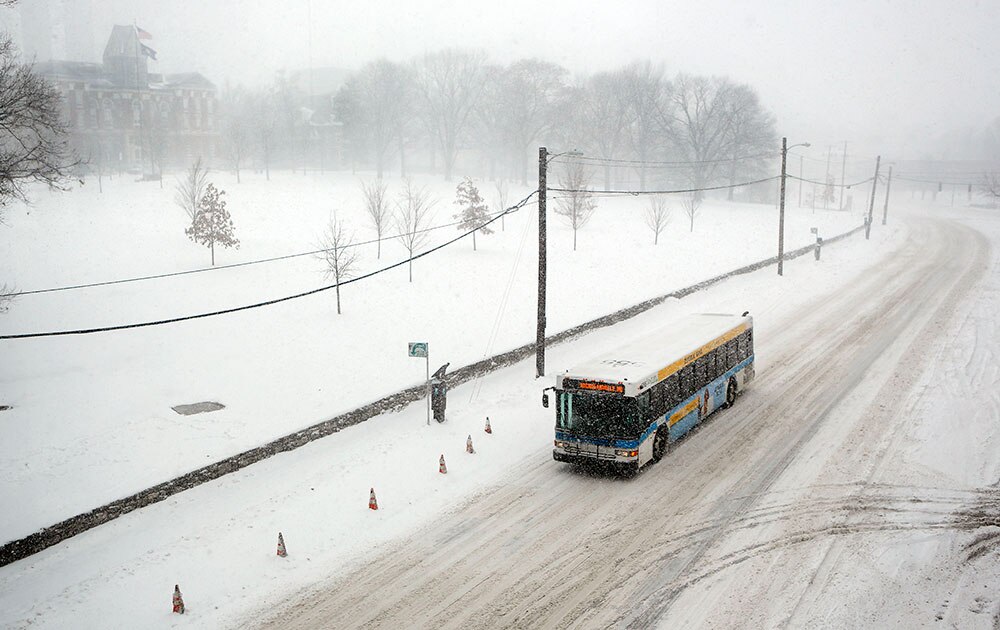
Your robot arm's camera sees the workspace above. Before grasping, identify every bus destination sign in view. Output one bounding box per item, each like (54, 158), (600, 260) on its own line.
(564, 379), (625, 394)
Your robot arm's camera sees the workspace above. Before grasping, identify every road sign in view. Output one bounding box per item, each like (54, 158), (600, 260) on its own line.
(408, 342), (428, 358)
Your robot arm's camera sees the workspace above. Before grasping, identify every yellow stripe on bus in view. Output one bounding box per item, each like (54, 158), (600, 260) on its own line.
(668, 399), (699, 426)
(656, 322), (749, 382)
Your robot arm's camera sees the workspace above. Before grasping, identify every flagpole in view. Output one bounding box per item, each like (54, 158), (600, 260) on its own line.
(132, 20), (146, 177)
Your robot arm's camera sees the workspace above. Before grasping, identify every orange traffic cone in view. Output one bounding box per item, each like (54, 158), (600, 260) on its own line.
(277, 532), (287, 557)
(466, 434), (475, 454)
(484, 417), (492, 434)
(172, 584), (185, 614)
(439, 454), (447, 474)
(369, 487), (379, 510)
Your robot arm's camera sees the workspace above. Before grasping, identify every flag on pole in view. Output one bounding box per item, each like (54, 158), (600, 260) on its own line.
(135, 26), (153, 40)
(140, 44), (157, 60)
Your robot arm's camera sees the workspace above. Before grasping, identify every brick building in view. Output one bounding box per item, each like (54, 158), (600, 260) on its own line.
(36, 25), (219, 176)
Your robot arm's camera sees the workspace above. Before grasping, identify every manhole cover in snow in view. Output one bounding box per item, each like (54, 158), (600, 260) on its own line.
(172, 401), (225, 416)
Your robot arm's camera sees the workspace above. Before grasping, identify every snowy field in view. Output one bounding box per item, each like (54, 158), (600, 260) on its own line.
(0, 170), (861, 543)
(0, 176), (996, 627)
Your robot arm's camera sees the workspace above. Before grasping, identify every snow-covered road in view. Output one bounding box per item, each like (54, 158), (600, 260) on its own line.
(256, 209), (1000, 629)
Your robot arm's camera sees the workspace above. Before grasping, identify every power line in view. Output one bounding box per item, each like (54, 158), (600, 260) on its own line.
(12, 202), (529, 297)
(0, 191), (538, 340)
(786, 174), (874, 189)
(787, 151), (877, 167)
(553, 151), (779, 168)
(548, 175), (780, 197)
(894, 175), (986, 185)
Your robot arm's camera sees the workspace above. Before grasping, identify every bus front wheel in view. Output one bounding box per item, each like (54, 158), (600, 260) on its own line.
(652, 427), (669, 462)
(724, 379), (738, 409)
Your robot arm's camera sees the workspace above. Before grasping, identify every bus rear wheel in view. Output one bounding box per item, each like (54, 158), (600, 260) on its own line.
(652, 427), (669, 462)
(724, 379), (738, 409)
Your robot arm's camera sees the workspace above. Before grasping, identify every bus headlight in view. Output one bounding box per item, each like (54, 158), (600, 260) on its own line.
(615, 449), (638, 458)
(554, 440), (567, 449)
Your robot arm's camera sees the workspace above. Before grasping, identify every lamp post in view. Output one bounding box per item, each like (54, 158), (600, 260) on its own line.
(778, 138), (810, 276)
(537, 147), (583, 378)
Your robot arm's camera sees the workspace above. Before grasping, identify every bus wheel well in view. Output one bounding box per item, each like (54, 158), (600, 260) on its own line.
(724, 378), (738, 409)
(652, 427), (669, 462)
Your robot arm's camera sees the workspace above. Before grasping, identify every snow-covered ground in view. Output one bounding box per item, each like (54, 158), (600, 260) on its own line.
(5, 172), (996, 629)
(0, 171), (858, 543)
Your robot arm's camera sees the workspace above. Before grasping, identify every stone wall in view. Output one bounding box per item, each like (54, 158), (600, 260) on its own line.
(0, 224), (863, 567)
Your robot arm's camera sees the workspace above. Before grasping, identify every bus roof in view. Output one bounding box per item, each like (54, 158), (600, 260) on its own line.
(558, 312), (752, 394)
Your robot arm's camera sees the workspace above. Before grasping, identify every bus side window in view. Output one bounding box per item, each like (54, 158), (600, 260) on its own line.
(649, 383), (663, 416)
(707, 349), (720, 381)
(664, 375), (680, 409)
(679, 365), (694, 399)
(694, 356), (707, 389)
(727, 340), (738, 369)
(747, 330), (754, 355)
(638, 391), (650, 419)
(737, 333), (748, 361)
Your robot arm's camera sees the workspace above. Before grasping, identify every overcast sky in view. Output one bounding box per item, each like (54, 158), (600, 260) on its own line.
(69, 0), (1000, 161)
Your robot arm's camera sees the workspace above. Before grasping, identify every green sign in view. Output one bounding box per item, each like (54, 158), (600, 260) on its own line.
(408, 342), (428, 358)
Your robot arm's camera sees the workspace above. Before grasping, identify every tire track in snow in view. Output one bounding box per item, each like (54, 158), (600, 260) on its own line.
(254, 217), (984, 630)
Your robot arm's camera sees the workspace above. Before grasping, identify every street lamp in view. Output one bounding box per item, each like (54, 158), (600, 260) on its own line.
(537, 147), (583, 378)
(778, 138), (810, 276)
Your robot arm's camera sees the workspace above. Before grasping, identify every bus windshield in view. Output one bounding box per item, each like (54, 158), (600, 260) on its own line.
(557, 392), (643, 438)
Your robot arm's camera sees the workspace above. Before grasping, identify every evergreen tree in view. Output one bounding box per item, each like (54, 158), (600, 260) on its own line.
(186, 183), (239, 266)
(453, 176), (493, 250)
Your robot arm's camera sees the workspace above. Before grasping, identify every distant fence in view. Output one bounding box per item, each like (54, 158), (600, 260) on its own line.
(0, 224), (865, 567)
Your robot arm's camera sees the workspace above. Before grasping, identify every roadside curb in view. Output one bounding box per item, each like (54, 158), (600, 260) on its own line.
(0, 223), (865, 567)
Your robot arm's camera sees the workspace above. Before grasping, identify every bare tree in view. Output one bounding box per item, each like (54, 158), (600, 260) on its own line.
(644, 196), (671, 244)
(413, 49), (488, 180)
(494, 178), (509, 231)
(723, 83), (776, 200)
(579, 69), (632, 189)
(361, 178), (390, 258)
(0, 33), (78, 217)
(394, 179), (435, 282)
(186, 183), (239, 266)
(982, 172), (1000, 206)
(337, 60), (413, 178)
(554, 162), (597, 251)
(256, 90), (278, 181)
(623, 61), (665, 191)
(227, 117), (249, 183)
(316, 215), (360, 315)
(220, 83), (253, 183)
(682, 193), (702, 232)
(473, 63), (508, 180)
(662, 74), (740, 196)
(494, 59), (569, 184)
(174, 157), (208, 223)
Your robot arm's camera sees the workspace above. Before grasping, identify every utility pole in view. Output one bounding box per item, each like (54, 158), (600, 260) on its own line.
(798, 155), (803, 208)
(838, 141), (847, 210)
(778, 137), (787, 276)
(865, 155), (881, 240)
(882, 166), (893, 225)
(824, 145), (832, 209)
(536, 147), (547, 378)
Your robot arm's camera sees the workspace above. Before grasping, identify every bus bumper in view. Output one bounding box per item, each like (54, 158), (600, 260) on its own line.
(553, 450), (639, 474)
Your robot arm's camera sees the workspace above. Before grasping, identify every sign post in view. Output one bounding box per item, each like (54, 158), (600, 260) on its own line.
(408, 342), (430, 425)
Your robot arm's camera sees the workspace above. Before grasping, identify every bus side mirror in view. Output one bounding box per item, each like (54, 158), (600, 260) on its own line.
(542, 393), (549, 408)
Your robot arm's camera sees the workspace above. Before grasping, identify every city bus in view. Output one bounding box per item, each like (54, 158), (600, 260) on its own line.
(543, 312), (754, 473)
